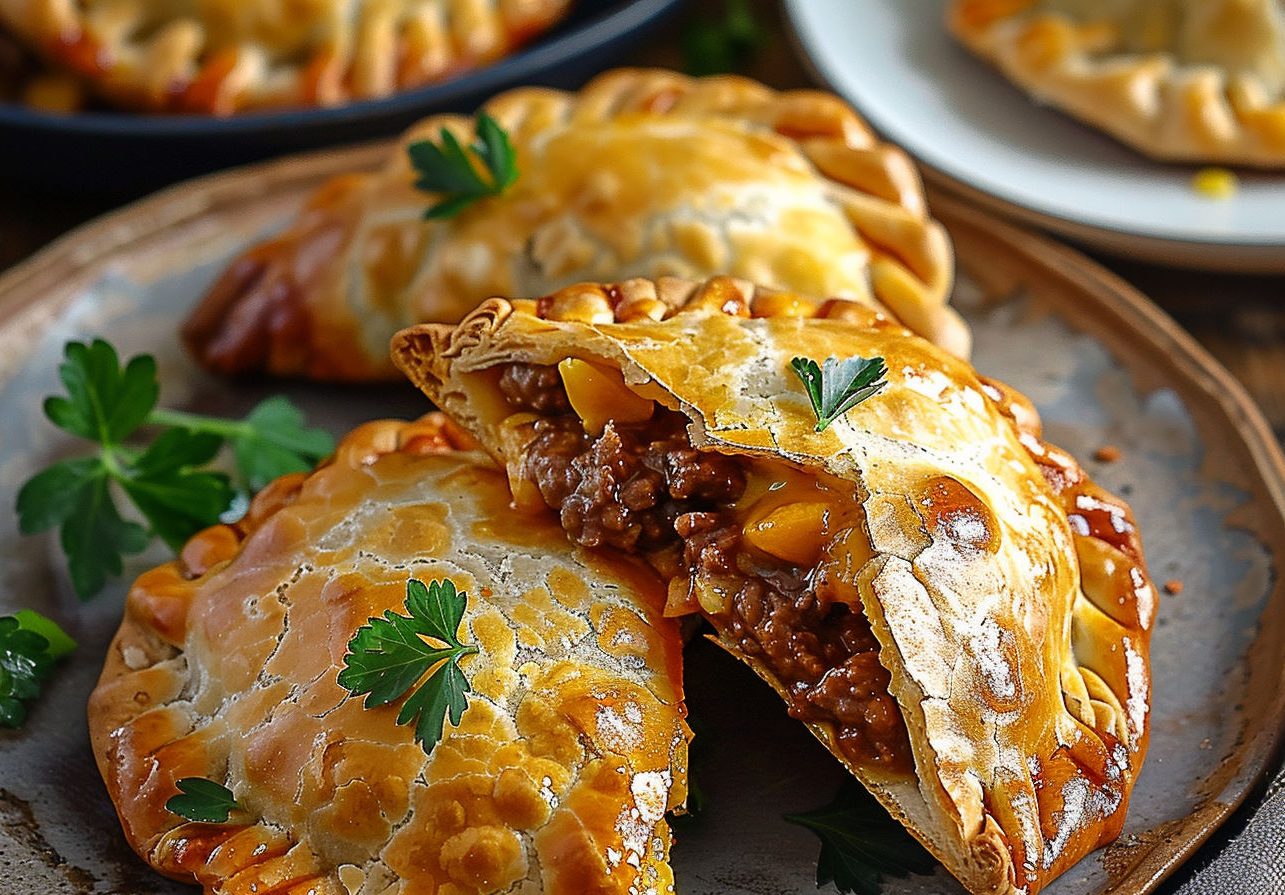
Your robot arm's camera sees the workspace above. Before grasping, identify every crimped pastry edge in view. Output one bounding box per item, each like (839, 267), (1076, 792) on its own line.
(949, 0), (1285, 168)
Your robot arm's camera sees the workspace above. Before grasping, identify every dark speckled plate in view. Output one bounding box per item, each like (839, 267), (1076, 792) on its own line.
(0, 149), (1281, 894)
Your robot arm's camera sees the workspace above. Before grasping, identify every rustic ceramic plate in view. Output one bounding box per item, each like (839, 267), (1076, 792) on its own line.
(0, 148), (1281, 895)
(784, 0), (1285, 274)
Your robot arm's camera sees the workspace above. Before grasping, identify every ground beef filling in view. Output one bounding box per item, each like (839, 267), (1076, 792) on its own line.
(501, 363), (912, 772)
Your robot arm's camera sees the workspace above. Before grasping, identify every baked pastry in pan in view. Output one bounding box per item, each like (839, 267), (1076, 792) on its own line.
(88, 414), (689, 895)
(949, 0), (1285, 167)
(182, 68), (967, 382)
(393, 276), (1157, 895)
(0, 0), (572, 114)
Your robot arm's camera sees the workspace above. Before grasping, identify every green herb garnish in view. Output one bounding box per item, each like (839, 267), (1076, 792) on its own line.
(409, 112), (518, 219)
(0, 610), (75, 729)
(16, 339), (335, 600)
(682, 0), (765, 77)
(166, 777), (241, 823)
(786, 781), (937, 895)
(790, 355), (888, 433)
(338, 578), (479, 756)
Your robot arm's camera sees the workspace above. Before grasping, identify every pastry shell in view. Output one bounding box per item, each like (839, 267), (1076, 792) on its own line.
(88, 413), (689, 895)
(0, 0), (572, 114)
(182, 68), (966, 381)
(949, 0), (1285, 167)
(392, 275), (1157, 895)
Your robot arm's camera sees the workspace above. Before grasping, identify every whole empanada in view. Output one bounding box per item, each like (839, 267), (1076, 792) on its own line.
(0, 0), (572, 114)
(182, 68), (966, 381)
(949, 0), (1285, 166)
(88, 414), (689, 895)
(393, 276), (1157, 895)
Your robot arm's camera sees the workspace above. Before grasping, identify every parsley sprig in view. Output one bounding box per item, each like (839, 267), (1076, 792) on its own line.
(166, 777), (241, 823)
(409, 113), (518, 219)
(338, 578), (479, 756)
(786, 781), (937, 895)
(16, 340), (335, 600)
(791, 355), (888, 433)
(0, 610), (75, 729)
(682, 0), (765, 77)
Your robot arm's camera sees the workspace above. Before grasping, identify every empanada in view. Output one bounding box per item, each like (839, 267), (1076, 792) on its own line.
(88, 414), (689, 895)
(392, 276), (1157, 895)
(0, 0), (571, 114)
(182, 68), (966, 382)
(949, 0), (1285, 166)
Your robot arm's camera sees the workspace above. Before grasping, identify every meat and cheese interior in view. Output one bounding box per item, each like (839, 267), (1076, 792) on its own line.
(393, 276), (1158, 895)
(496, 360), (913, 774)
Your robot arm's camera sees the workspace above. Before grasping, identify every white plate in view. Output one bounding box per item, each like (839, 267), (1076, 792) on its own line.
(785, 0), (1285, 272)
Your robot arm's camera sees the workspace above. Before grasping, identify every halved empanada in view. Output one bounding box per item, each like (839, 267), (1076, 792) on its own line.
(88, 414), (689, 895)
(182, 68), (966, 381)
(950, 0), (1285, 166)
(0, 0), (572, 114)
(392, 276), (1157, 895)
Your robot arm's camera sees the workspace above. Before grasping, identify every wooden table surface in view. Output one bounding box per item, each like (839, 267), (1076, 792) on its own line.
(1, 0), (1283, 443)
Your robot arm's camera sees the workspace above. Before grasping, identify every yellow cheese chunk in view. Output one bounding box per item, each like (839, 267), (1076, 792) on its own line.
(558, 358), (654, 435)
(1192, 167), (1238, 200)
(743, 502), (831, 565)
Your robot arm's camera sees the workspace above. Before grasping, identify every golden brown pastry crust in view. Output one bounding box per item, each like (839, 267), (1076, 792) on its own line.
(181, 68), (966, 381)
(391, 276), (1156, 895)
(949, 0), (1285, 167)
(0, 0), (571, 114)
(88, 413), (689, 895)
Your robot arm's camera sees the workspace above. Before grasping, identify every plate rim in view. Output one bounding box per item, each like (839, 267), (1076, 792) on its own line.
(782, 0), (1285, 267)
(1, 141), (1283, 895)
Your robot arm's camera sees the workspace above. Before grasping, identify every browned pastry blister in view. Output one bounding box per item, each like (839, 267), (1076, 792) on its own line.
(0, 0), (572, 114)
(949, 0), (1285, 167)
(88, 413), (690, 895)
(392, 276), (1157, 895)
(181, 68), (967, 382)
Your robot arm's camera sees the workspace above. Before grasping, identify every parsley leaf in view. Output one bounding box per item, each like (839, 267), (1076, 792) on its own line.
(790, 355), (888, 433)
(409, 112), (518, 219)
(122, 429), (232, 551)
(44, 340), (158, 443)
(17, 340), (334, 600)
(230, 397), (337, 491)
(338, 578), (479, 755)
(60, 475), (152, 600)
(166, 777), (241, 823)
(682, 0), (765, 77)
(786, 781), (937, 895)
(150, 397), (334, 494)
(0, 611), (76, 729)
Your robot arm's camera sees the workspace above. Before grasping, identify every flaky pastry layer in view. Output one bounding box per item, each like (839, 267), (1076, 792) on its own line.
(182, 68), (966, 381)
(88, 414), (689, 895)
